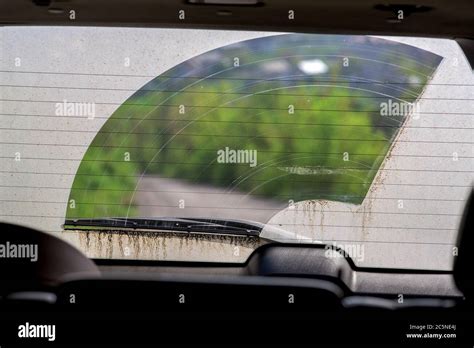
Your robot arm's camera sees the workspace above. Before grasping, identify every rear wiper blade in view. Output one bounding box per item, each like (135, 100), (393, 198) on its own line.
(63, 217), (262, 237)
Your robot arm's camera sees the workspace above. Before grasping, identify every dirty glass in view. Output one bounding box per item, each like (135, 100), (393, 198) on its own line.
(66, 34), (441, 221)
(1, 28), (472, 269)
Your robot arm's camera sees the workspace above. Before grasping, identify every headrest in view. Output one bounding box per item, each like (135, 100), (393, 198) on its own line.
(0, 222), (100, 293)
(453, 189), (473, 301)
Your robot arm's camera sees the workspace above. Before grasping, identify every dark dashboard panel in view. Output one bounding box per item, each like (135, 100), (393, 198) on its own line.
(54, 275), (345, 311)
(94, 243), (462, 298)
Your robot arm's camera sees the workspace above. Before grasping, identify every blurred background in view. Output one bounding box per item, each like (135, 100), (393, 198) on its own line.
(66, 34), (442, 222)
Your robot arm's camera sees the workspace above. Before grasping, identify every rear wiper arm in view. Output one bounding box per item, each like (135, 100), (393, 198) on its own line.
(63, 217), (262, 237)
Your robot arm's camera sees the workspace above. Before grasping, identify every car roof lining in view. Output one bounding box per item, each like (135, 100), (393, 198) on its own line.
(1, 0), (473, 39)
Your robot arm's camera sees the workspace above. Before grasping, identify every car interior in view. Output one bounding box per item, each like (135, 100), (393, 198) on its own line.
(0, 0), (473, 345)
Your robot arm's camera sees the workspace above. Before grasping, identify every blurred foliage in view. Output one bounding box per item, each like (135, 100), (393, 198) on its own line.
(66, 34), (441, 219)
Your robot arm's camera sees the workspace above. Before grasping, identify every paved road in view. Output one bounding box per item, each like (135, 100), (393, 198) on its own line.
(135, 175), (285, 223)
